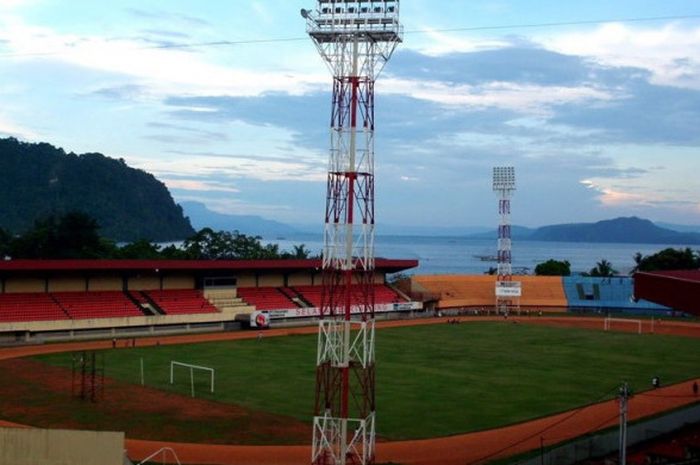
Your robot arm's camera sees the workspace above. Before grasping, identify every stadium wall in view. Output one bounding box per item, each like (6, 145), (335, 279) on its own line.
(563, 276), (672, 315)
(410, 275), (680, 314)
(0, 427), (124, 465)
(87, 276), (122, 291)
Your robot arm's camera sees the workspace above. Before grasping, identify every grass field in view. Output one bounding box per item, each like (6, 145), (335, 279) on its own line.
(35, 322), (700, 440)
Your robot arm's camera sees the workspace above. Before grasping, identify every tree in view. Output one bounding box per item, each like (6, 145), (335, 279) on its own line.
(632, 247), (700, 273)
(181, 228), (306, 260)
(10, 211), (116, 259)
(534, 259), (571, 276)
(0, 228), (11, 258)
(117, 240), (163, 259)
(589, 259), (618, 277)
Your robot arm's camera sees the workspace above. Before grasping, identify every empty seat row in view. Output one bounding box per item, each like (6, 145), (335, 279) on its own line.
(144, 289), (219, 315)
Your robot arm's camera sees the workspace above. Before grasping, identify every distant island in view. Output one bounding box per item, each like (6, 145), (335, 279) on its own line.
(0, 138), (194, 241)
(469, 217), (700, 245)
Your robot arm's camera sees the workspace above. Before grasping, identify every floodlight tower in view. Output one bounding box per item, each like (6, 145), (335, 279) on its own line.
(302, 2), (402, 465)
(492, 167), (521, 314)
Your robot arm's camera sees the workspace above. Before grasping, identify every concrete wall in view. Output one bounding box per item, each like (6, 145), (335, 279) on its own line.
(515, 403), (700, 465)
(288, 273), (312, 286)
(48, 277), (85, 293)
(128, 276), (159, 291)
(0, 310), (252, 334)
(88, 276), (122, 291)
(162, 275), (194, 290)
(4, 278), (45, 293)
(236, 275), (256, 287)
(0, 427), (124, 465)
(258, 273), (284, 287)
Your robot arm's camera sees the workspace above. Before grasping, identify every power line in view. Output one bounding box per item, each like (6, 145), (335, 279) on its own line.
(468, 384), (621, 465)
(0, 13), (699, 58)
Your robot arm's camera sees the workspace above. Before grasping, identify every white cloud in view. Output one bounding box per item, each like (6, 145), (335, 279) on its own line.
(162, 179), (240, 193)
(0, 17), (327, 98)
(0, 114), (37, 139)
(539, 23), (700, 90)
(383, 78), (616, 114)
(407, 27), (511, 56)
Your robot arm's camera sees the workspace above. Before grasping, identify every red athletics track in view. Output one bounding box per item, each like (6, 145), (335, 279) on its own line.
(2, 316), (700, 465)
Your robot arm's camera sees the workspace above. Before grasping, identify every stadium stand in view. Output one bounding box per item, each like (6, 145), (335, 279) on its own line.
(563, 276), (671, 314)
(410, 275), (567, 309)
(142, 289), (220, 315)
(53, 291), (144, 319)
(291, 284), (405, 309)
(519, 276), (567, 308)
(237, 287), (298, 310)
(0, 293), (68, 322)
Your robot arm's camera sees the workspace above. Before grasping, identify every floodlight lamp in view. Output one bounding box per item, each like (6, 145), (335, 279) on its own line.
(300, 8), (310, 19)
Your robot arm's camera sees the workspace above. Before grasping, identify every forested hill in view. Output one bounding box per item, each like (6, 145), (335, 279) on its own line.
(0, 138), (194, 241)
(529, 217), (700, 244)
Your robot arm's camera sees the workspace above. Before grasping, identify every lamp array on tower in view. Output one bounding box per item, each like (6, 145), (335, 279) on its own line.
(303, 1), (402, 464)
(492, 167), (521, 315)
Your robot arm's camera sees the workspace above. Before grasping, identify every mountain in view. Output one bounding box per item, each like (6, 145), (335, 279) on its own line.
(656, 222), (700, 234)
(465, 225), (536, 240)
(529, 217), (700, 244)
(0, 138), (194, 241)
(181, 201), (298, 237)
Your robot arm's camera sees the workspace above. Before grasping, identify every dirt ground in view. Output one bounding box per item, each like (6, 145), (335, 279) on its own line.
(0, 358), (310, 445)
(2, 315), (700, 465)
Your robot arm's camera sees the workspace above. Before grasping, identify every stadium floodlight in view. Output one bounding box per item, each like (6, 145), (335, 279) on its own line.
(492, 166), (519, 315)
(493, 166), (516, 192)
(303, 1), (402, 464)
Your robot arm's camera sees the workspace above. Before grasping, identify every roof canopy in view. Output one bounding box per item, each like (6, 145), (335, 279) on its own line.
(0, 258), (418, 275)
(634, 270), (700, 315)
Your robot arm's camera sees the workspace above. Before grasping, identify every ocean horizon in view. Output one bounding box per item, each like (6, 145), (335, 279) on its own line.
(265, 233), (698, 276)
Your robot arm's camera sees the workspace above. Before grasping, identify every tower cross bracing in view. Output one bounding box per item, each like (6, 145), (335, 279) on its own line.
(303, 2), (402, 464)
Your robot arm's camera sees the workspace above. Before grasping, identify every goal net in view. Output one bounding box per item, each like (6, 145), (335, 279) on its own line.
(603, 317), (642, 335)
(169, 361), (215, 397)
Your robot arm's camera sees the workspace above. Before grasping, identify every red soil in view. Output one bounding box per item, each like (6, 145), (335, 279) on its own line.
(2, 315), (700, 465)
(0, 358), (309, 445)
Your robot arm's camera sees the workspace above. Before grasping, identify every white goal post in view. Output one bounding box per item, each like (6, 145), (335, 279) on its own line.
(603, 317), (642, 335)
(170, 361), (215, 397)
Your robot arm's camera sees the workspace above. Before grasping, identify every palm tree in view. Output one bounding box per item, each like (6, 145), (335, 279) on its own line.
(590, 259), (617, 277)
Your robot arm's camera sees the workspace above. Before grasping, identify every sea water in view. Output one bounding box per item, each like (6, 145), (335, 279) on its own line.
(268, 233), (697, 276)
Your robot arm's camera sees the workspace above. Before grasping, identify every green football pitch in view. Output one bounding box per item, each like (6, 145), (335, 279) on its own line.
(36, 322), (700, 440)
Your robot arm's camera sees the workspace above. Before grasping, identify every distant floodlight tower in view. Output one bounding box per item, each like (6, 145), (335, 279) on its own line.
(493, 167), (521, 315)
(302, 2), (402, 465)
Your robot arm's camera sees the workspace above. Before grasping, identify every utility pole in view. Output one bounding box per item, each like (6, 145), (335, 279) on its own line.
(619, 382), (630, 465)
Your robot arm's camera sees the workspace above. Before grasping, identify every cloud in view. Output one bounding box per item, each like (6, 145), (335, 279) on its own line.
(0, 114), (37, 139)
(161, 178), (239, 193)
(383, 78), (614, 114)
(0, 18), (326, 98)
(125, 8), (210, 27)
(540, 23), (700, 90)
(89, 84), (150, 101)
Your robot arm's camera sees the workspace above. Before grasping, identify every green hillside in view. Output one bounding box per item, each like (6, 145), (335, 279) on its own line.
(0, 138), (194, 241)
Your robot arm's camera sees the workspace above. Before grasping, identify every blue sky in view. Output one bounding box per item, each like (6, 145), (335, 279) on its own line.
(0, 0), (699, 228)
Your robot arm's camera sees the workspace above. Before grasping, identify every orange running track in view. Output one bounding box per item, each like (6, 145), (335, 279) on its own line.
(2, 316), (699, 465)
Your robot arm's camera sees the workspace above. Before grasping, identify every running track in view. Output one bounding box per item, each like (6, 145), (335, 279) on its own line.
(2, 316), (699, 465)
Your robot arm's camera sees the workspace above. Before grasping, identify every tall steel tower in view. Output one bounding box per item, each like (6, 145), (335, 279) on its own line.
(493, 167), (521, 314)
(302, 2), (402, 464)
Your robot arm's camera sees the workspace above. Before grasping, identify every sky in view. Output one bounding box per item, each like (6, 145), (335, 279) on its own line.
(0, 0), (699, 229)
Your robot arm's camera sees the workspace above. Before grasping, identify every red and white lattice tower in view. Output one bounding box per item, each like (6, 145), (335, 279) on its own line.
(302, 2), (402, 464)
(493, 167), (521, 315)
